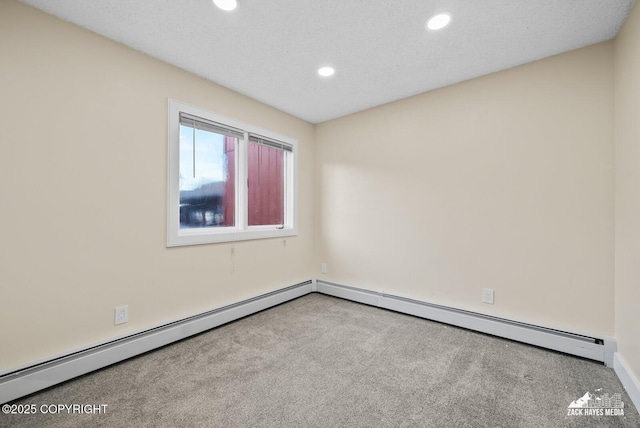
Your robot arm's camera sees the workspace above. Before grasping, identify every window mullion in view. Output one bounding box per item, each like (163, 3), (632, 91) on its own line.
(237, 133), (249, 231)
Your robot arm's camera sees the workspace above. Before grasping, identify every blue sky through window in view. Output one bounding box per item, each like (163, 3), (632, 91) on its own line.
(179, 125), (227, 191)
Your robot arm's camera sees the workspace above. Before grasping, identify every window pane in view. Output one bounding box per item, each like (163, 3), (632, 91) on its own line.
(248, 142), (285, 226)
(179, 124), (236, 228)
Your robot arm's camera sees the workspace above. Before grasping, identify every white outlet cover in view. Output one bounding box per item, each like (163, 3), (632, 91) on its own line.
(321, 263), (327, 274)
(482, 289), (494, 304)
(115, 305), (129, 325)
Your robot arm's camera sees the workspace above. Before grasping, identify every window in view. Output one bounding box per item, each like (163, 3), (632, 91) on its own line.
(178, 113), (238, 229)
(168, 99), (297, 246)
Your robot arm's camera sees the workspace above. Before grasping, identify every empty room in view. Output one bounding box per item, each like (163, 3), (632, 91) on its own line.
(1, 0), (639, 427)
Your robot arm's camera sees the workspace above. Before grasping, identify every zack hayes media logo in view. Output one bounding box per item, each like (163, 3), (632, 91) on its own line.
(567, 390), (625, 417)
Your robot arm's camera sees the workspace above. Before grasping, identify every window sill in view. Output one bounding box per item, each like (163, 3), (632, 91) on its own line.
(167, 227), (298, 247)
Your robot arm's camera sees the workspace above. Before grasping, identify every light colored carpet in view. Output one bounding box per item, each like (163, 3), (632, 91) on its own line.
(1, 293), (638, 427)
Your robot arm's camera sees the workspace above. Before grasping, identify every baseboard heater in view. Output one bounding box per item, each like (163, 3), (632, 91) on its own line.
(1, 279), (616, 404)
(0, 280), (313, 404)
(315, 280), (616, 366)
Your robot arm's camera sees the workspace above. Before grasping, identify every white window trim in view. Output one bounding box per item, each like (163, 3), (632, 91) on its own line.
(167, 99), (298, 247)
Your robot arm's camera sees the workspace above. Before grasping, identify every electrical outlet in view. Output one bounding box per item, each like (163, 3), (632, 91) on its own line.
(482, 289), (494, 304)
(115, 305), (129, 325)
(321, 263), (327, 274)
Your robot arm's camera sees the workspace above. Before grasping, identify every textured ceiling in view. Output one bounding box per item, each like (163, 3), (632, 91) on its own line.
(20, 0), (636, 123)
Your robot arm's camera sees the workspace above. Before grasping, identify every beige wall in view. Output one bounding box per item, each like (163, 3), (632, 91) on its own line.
(615, 1), (640, 384)
(0, 1), (314, 372)
(315, 42), (615, 337)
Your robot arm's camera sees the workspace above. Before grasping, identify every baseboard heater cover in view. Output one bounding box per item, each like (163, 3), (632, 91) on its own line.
(2, 279), (617, 405)
(315, 280), (615, 365)
(0, 280), (313, 404)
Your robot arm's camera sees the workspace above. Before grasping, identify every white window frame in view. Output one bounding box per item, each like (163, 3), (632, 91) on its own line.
(167, 99), (298, 246)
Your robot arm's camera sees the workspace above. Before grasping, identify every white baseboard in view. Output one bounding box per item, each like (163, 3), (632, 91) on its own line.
(316, 280), (614, 364)
(2, 278), (624, 406)
(613, 352), (640, 413)
(0, 280), (313, 404)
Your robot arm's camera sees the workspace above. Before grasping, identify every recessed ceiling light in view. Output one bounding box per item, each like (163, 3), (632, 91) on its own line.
(426, 13), (451, 31)
(318, 66), (335, 77)
(213, 0), (237, 11)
